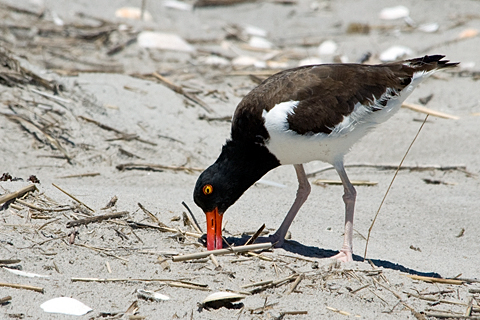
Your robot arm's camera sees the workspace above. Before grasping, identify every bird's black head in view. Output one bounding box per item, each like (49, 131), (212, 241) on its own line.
(193, 139), (281, 215)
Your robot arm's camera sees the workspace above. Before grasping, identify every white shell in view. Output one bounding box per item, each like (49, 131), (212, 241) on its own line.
(163, 0), (193, 11)
(3, 267), (49, 278)
(379, 45), (413, 62)
(137, 289), (170, 301)
(40, 297), (92, 316)
(248, 36), (273, 49)
(379, 5), (410, 20)
(201, 56), (230, 66)
(232, 56), (260, 67)
(418, 23), (439, 33)
(318, 40), (337, 55)
(298, 57), (323, 66)
(115, 7), (153, 21)
(203, 292), (246, 303)
(137, 32), (195, 53)
(244, 25), (268, 37)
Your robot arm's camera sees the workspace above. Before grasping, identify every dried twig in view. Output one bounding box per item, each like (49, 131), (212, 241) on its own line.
(172, 243), (272, 262)
(286, 274), (304, 295)
(0, 282), (44, 293)
(116, 163), (203, 172)
(402, 102), (459, 120)
(58, 173), (100, 179)
(406, 274), (464, 285)
(313, 179), (377, 186)
(182, 201), (203, 234)
(52, 183), (95, 213)
(244, 224), (265, 246)
(66, 211), (128, 228)
(364, 115), (429, 260)
(151, 72), (213, 113)
(0, 184), (37, 205)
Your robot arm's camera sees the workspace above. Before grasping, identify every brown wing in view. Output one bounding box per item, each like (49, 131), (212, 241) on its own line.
(231, 55), (457, 140)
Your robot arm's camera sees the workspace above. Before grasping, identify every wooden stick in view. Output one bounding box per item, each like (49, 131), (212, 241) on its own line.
(172, 243), (272, 262)
(0, 184), (37, 205)
(52, 183), (94, 213)
(127, 220), (202, 238)
(364, 115), (429, 260)
(182, 201), (203, 234)
(66, 211), (128, 228)
(286, 274), (304, 295)
(58, 173), (100, 179)
(406, 274), (464, 285)
(0, 282), (44, 293)
(0, 296), (12, 304)
(116, 163), (203, 172)
(244, 224), (265, 246)
(402, 102), (459, 120)
(313, 179), (377, 186)
(209, 254), (220, 268)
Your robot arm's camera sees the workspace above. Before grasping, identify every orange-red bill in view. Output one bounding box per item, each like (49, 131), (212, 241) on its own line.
(206, 208), (223, 250)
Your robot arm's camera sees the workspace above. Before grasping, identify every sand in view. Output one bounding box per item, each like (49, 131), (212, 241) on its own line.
(1, 0), (479, 319)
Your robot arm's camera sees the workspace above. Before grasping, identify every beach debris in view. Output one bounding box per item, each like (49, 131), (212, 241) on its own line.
(379, 5), (409, 20)
(418, 22), (439, 33)
(0, 184), (38, 206)
(115, 7), (152, 21)
(248, 36), (274, 49)
(40, 297), (92, 315)
(346, 22), (370, 34)
(66, 211), (128, 228)
(172, 243), (272, 262)
(379, 45), (413, 62)
(0, 281), (44, 293)
(401, 102), (459, 120)
(318, 40), (338, 55)
(2, 267), (50, 278)
(137, 289), (170, 301)
(201, 292), (246, 309)
(298, 57), (323, 66)
(137, 31), (195, 52)
(244, 25), (268, 37)
(458, 28), (479, 39)
(163, 0), (193, 11)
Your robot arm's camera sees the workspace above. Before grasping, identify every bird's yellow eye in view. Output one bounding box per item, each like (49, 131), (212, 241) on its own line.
(203, 184), (213, 195)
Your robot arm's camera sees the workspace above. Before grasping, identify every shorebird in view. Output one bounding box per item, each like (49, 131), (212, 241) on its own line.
(193, 55), (457, 261)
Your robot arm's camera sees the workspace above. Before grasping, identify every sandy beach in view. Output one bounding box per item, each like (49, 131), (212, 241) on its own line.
(1, 0), (479, 318)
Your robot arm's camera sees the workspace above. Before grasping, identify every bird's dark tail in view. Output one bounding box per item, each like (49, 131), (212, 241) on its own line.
(404, 55), (459, 71)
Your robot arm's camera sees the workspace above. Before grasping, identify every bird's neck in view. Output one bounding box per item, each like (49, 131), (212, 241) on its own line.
(215, 139), (280, 202)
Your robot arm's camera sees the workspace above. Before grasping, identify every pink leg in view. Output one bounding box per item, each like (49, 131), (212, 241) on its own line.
(331, 161), (356, 262)
(268, 164), (311, 247)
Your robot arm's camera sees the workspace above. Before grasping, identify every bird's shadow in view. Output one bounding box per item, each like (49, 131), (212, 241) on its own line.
(221, 235), (442, 278)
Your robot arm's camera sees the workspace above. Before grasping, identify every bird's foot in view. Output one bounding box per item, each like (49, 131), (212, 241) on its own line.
(331, 248), (353, 262)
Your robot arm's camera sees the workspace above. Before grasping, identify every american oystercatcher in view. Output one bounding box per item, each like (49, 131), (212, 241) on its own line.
(194, 55), (457, 261)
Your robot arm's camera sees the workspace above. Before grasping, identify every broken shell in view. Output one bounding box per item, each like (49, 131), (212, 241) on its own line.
(298, 57), (323, 66)
(3, 267), (49, 278)
(203, 292), (246, 304)
(244, 25), (268, 37)
(115, 7), (153, 21)
(458, 28), (479, 39)
(418, 22), (439, 33)
(248, 36), (273, 49)
(318, 40), (337, 55)
(379, 5), (409, 20)
(163, 0), (193, 11)
(137, 31), (195, 53)
(379, 45), (413, 62)
(40, 297), (92, 316)
(137, 289), (170, 301)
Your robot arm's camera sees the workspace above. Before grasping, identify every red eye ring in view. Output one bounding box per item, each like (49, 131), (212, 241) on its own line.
(203, 184), (213, 195)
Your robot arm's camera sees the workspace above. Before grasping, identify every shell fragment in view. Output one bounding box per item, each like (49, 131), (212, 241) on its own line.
(40, 297), (92, 316)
